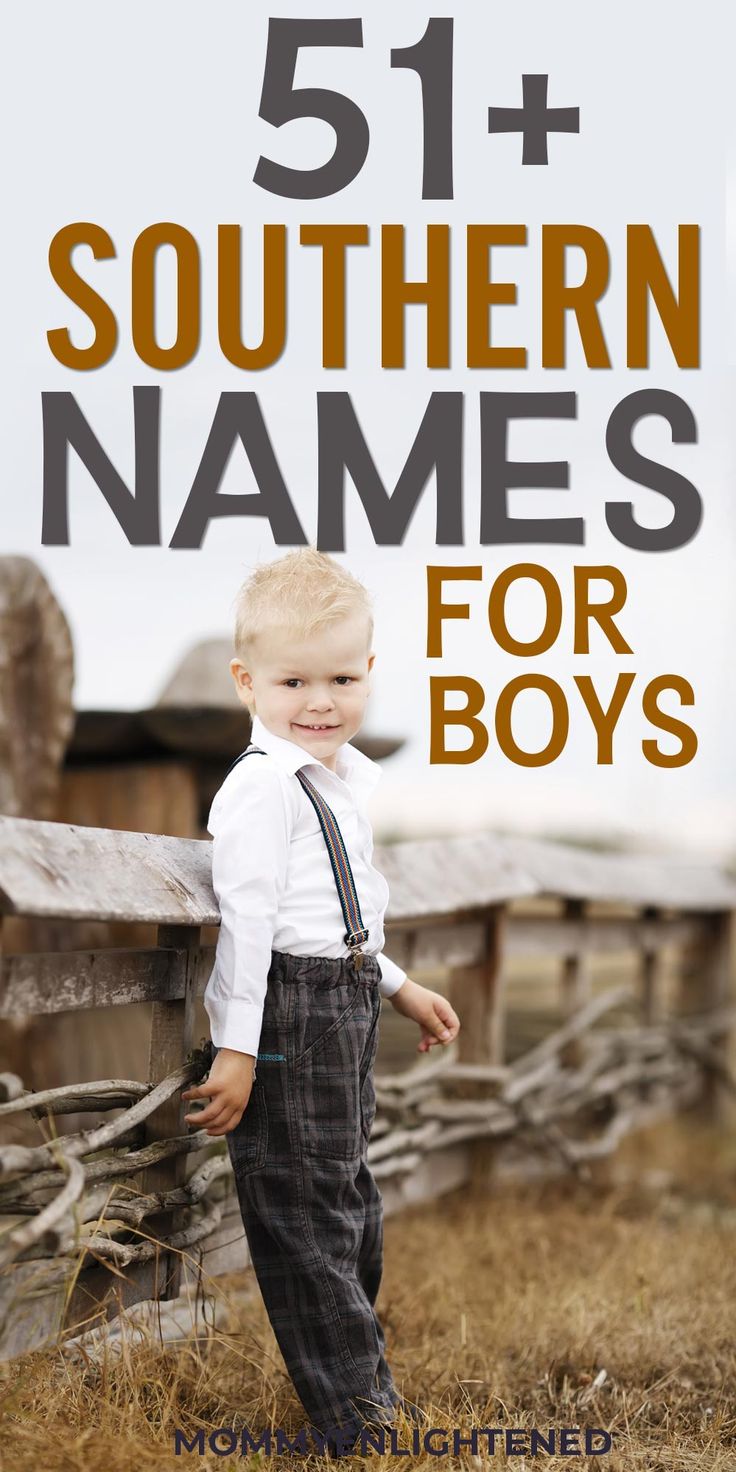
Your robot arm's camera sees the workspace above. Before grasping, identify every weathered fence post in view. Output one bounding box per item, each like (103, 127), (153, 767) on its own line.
(639, 905), (665, 1025)
(676, 908), (734, 1122)
(695, 910), (734, 1122)
(560, 899), (591, 1069)
(141, 922), (201, 1299)
(451, 904), (506, 1186)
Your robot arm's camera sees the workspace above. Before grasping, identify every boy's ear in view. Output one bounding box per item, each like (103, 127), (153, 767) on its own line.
(230, 657), (254, 708)
(367, 652), (376, 673)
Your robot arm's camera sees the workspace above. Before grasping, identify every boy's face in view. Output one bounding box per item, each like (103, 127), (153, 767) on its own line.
(230, 613), (375, 772)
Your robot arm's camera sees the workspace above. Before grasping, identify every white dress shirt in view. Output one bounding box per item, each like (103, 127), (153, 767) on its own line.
(203, 713), (408, 1057)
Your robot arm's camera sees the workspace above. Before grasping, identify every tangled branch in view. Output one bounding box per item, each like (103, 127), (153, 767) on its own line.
(0, 1006), (732, 1273)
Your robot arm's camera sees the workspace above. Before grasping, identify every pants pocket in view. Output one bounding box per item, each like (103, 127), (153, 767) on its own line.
(292, 984), (362, 1067)
(295, 987), (369, 1162)
(226, 1075), (268, 1175)
(209, 1044), (268, 1175)
(360, 1001), (381, 1152)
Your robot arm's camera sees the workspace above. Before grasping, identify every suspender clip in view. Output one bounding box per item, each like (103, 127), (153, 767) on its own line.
(345, 927), (369, 972)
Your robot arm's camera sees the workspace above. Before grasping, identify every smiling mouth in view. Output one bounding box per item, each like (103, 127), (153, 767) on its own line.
(293, 722), (339, 733)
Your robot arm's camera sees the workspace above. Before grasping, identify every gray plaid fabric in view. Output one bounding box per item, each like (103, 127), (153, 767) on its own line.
(207, 949), (401, 1452)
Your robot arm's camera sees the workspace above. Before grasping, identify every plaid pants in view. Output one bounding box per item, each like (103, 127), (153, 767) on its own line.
(208, 949), (400, 1452)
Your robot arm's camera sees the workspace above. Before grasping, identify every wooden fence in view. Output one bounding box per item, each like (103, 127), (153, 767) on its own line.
(0, 814), (734, 1360)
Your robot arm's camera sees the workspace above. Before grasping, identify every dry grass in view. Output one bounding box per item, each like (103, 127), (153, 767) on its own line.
(1, 1114), (735, 1470)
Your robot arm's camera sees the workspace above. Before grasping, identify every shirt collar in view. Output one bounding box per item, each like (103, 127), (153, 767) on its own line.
(249, 713), (382, 793)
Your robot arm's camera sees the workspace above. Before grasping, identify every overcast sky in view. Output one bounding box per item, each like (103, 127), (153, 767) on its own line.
(3, 0), (735, 858)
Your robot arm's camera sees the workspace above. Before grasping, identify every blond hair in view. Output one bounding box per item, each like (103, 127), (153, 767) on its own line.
(233, 549), (373, 677)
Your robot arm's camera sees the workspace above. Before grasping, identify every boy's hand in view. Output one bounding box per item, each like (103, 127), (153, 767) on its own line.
(181, 1049), (256, 1136)
(389, 978), (460, 1054)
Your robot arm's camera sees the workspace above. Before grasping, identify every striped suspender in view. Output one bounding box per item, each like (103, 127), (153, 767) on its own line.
(293, 768), (370, 969)
(224, 744), (370, 969)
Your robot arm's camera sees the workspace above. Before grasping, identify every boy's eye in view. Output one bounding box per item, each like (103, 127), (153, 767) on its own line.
(282, 675), (354, 688)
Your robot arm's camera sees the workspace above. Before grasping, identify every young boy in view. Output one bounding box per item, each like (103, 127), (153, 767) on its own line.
(182, 549), (460, 1457)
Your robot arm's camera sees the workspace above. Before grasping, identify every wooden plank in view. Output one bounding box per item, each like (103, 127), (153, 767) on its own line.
(692, 911), (734, 1122)
(62, 1286), (238, 1360)
(1, 815), (735, 926)
(382, 921), (486, 973)
(140, 925), (201, 1301)
(452, 912), (506, 1070)
(451, 908), (506, 1187)
(505, 913), (704, 958)
(501, 834), (736, 911)
(57, 761), (199, 840)
(0, 915), (708, 1022)
(377, 836), (537, 917)
(380, 907), (683, 975)
(0, 819), (537, 925)
(0, 1187), (248, 1360)
(639, 906), (665, 1025)
(0, 946), (215, 1017)
(386, 913), (706, 970)
(0, 817), (218, 925)
(62, 1257), (170, 1342)
(559, 900), (591, 1069)
(0, 1256), (164, 1360)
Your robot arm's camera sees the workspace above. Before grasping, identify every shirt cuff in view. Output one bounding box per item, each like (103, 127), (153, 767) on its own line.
(203, 995), (263, 1058)
(376, 951), (408, 997)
